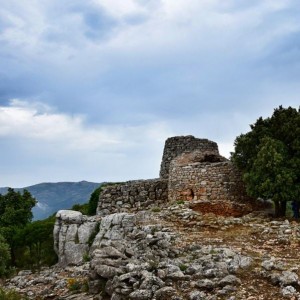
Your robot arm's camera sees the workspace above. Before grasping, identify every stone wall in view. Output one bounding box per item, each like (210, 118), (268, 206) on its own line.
(168, 160), (255, 215)
(96, 179), (168, 216)
(159, 135), (219, 180)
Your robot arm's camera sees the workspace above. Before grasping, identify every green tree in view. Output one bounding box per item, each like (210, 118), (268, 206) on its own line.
(13, 216), (57, 269)
(87, 186), (102, 215)
(0, 234), (10, 277)
(231, 106), (300, 217)
(71, 203), (89, 215)
(0, 188), (36, 264)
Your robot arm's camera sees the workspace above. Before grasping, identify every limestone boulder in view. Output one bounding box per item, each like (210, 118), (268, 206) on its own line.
(54, 210), (99, 266)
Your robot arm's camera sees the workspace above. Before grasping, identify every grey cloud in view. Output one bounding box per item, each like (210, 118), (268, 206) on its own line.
(83, 10), (118, 40)
(1, 0), (300, 186)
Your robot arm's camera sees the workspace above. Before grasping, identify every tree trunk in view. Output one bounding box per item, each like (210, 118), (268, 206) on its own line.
(274, 201), (280, 217)
(10, 248), (16, 266)
(280, 200), (287, 217)
(274, 200), (287, 218)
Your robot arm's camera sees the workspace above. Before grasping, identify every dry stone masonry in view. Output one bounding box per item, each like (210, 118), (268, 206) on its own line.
(159, 136), (220, 180)
(168, 158), (255, 216)
(96, 179), (168, 216)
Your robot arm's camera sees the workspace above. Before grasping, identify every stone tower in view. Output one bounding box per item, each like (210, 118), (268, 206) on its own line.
(159, 135), (220, 179)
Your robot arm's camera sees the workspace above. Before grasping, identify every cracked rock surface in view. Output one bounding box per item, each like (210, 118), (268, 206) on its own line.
(3, 204), (300, 299)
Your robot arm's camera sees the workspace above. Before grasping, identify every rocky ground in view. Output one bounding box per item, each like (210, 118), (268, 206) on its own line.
(2, 202), (300, 300)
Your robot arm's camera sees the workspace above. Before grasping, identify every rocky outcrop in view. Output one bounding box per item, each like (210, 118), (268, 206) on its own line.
(6, 206), (300, 299)
(87, 211), (253, 299)
(54, 210), (100, 266)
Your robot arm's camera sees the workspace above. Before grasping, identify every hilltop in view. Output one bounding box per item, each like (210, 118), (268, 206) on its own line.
(3, 135), (300, 300)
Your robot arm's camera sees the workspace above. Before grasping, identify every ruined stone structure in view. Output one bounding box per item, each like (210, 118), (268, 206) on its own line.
(159, 136), (220, 179)
(168, 155), (254, 216)
(95, 135), (255, 217)
(96, 179), (168, 216)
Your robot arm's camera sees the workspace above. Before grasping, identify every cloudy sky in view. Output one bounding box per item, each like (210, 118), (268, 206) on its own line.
(0, 0), (300, 187)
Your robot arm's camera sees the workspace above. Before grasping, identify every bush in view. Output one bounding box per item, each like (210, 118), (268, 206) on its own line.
(13, 216), (58, 270)
(71, 203), (89, 215)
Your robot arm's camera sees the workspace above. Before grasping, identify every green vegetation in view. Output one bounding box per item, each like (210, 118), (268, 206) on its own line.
(0, 234), (10, 277)
(82, 253), (90, 262)
(0, 182), (106, 276)
(87, 186), (102, 215)
(87, 182), (121, 216)
(67, 278), (89, 293)
(72, 183), (122, 216)
(231, 106), (300, 217)
(179, 264), (188, 272)
(0, 188), (58, 275)
(0, 188), (36, 265)
(176, 200), (185, 205)
(151, 206), (161, 213)
(0, 181), (101, 220)
(0, 288), (28, 300)
(71, 203), (89, 215)
(88, 223), (100, 246)
(13, 215), (58, 270)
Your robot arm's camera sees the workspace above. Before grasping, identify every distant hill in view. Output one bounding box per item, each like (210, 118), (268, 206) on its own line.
(0, 181), (102, 220)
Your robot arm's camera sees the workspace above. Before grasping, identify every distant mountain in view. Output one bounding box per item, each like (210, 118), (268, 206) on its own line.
(0, 181), (102, 220)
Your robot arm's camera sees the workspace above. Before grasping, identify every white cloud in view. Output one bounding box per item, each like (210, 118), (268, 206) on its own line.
(0, 100), (113, 146)
(0, 100), (174, 186)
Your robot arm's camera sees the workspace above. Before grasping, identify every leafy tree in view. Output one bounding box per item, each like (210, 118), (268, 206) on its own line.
(87, 186), (102, 215)
(231, 106), (300, 217)
(0, 234), (10, 277)
(71, 203), (89, 215)
(13, 216), (57, 269)
(0, 188), (36, 264)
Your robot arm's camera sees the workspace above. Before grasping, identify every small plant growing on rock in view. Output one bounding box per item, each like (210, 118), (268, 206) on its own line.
(179, 264), (188, 272)
(88, 222), (100, 246)
(83, 253), (90, 262)
(148, 259), (160, 271)
(74, 232), (80, 244)
(176, 200), (185, 205)
(151, 207), (161, 213)
(67, 278), (82, 292)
